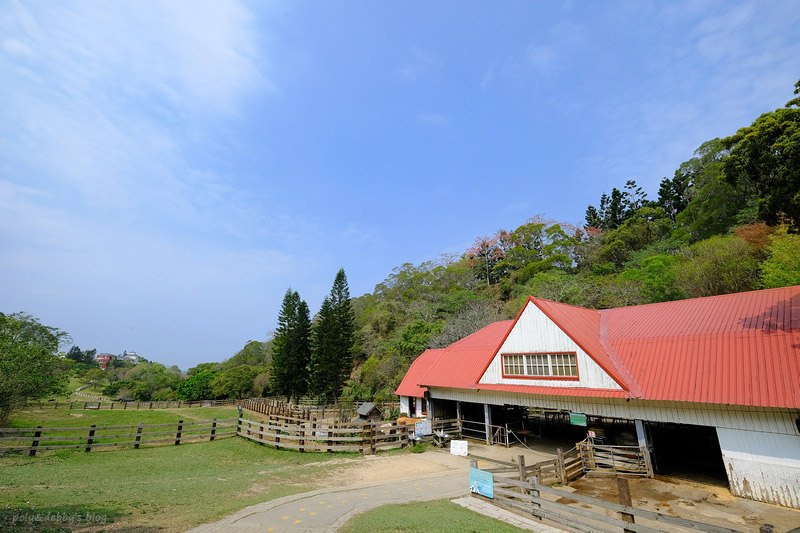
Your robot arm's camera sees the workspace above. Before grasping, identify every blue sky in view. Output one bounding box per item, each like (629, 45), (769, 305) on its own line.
(1, 1), (798, 370)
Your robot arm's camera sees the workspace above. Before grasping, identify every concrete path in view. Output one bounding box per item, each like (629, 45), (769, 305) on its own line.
(187, 470), (465, 533)
(187, 463), (564, 533)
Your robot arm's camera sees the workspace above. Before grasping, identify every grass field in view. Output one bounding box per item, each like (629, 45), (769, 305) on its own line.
(1, 432), (357, 532)
(340, 499), (525, 532)
(8, 405), (240, 429)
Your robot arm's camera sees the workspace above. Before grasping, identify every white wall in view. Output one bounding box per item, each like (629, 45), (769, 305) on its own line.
(429, 388), (799, 436)
(399, 395), (410, 415)
(479, 302), (622, 390)
(717, 428), (800, 508)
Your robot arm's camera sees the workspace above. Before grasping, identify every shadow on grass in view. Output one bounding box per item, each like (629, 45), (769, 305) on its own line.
(0, 504), (155, 533)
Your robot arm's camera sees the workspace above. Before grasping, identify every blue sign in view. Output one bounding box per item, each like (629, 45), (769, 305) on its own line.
(469, 467), (494, 499)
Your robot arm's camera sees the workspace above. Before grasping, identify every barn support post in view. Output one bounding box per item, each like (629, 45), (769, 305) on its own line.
(635, 420), (654, 477)
(483, 404), (492, 445)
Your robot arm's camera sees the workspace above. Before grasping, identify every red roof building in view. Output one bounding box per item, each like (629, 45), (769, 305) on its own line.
(396, 286), (800, 509)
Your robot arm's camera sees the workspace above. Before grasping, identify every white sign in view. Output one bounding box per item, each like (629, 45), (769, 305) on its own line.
(450, 439), (468, 456)
(415, 420), (432, 436)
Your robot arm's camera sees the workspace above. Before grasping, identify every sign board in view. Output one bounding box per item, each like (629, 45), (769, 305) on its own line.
(450, 439), (468, 456)
(469, 468), (494, 498)
(569, 412), (588, 426)
(415, 420), (432, 436)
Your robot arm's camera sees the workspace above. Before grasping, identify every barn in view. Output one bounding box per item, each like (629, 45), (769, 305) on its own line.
(395, 286), (800, 508)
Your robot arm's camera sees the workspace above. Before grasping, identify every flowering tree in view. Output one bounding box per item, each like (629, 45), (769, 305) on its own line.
(466, 234), (506, 286)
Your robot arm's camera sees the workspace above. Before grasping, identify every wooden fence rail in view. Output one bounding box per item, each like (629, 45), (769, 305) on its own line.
(471, 457), (745, 533)
(578, 440), (653, 477)
(0, 418), (236, 455)
(237, 415), (411, 454)
(23, 399), (240, 411)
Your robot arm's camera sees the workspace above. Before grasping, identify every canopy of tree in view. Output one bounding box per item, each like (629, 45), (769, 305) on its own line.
(0, 313), (69, 426)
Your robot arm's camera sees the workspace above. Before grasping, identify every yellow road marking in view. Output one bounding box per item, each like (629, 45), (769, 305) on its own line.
(282, 515), (289, 519)
(299, 508), (306, 511)
(294, 519), (302, 524)
(311, 512), (317, 516)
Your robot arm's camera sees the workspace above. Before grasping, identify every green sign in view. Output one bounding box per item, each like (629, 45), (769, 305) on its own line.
(569, 412), (587, 426)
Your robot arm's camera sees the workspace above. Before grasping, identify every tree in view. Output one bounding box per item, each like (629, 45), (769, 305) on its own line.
(211, 365), (258, 399)
(466, 234), (505, 285)
(721, 78), (800, 230)
(176, 370), (218, 401)
(0, 313), (70, 426)
(270, 288), (311, 402)
(760, 226), (800, 288)
(675, 235), (760, 298)
(310, 269), (357, 402)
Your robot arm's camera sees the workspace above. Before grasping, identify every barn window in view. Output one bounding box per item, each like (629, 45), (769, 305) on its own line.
(501, 352), (578, 380)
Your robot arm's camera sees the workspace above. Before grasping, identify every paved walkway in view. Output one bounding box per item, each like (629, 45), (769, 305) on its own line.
(187, 458), (564, 533)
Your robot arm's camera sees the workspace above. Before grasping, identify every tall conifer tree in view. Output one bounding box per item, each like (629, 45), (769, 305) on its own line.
(310, 269), (356, 401)
(270, 288), (311, 402)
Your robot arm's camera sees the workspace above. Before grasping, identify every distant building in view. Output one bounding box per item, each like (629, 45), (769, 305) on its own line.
(95, 353), (115, 370)
(95, 351), (141, 370)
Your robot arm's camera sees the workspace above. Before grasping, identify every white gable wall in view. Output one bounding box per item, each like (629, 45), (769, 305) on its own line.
(479, 302), (622, 390)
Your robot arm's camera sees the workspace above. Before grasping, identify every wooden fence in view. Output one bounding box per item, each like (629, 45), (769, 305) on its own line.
(241, 398), (397, 423)
(0, 418), (237, 456)
(523, 446), (584, 485)
(471, 456), (745, 533)
(237, 415), (409, 454)
(578, 439), (653, 477)
(238, 408), (462, 454)
(23, 399), (239, 410)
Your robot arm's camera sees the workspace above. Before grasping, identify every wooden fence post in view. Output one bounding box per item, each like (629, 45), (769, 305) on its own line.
(149, 402), (153, 410)
(175, 420), (183, 445)
(557, 447), (567, 485)
(29, 426), (42, 457)
(370, 421), (376, 455)
(617, 476), (635, 533)
(299, 423), (305, 453)
(70, 402), (74, 410)
(130, 422), (143, 449)
(85, 424), (96, 452)
(83, 402), (87, 410)
(210, 418), (217, 441)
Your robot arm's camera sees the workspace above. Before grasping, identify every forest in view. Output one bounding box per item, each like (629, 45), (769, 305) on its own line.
(3, 80), (798, 418)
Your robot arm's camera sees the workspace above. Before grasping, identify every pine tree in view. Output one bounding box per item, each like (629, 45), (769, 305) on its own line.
(310, 269), (356, 402)
(270, 288), (311, 402)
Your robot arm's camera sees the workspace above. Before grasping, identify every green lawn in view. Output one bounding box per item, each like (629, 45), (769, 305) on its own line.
(1, 435), (356, 532)
(8, 405), (240, 429)
(340, 499), (524, 532)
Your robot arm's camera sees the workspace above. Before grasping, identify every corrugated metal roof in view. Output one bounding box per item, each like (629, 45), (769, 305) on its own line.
(399, 286), (800, 409)
(418, 321), (514, 390)
(394, 348), (443, 397)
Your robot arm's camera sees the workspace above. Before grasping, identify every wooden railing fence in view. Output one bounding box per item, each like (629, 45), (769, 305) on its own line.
(24, 399), (239, 410)
(471, 456), (745, 533)
(578, 439), (653, 477)
(237, 415), (409, 454)
(238, 405), (461, 455)
(0, 418), (236, 456)
(524, 446), (584, 485)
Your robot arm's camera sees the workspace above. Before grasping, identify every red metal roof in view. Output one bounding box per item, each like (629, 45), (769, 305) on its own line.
(394, 348), (443, 397)
(398, 286), (800, 409)
(416, 320), (513, 390)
